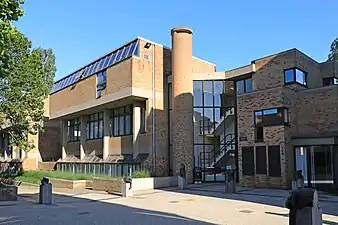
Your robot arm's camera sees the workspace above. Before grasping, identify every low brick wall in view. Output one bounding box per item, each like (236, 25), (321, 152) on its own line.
(92, 178), (123, 193)
(0, 185), (18, 201)
(49, 178), (87, 189)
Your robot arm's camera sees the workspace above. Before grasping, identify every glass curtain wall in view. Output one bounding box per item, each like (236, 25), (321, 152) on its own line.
(295, 145), (337, 192)
(193, 80), (236, 182)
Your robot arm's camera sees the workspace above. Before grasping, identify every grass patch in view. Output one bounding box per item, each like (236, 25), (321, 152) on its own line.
(10, 170), (119, 184)
(1, 169), (151, 185)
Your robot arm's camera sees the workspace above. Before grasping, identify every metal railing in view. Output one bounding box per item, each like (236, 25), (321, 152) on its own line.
(56, 162), (142, 177)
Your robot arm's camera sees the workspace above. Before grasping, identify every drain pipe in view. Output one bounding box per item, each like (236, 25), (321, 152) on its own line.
(151, 44), (156, 176)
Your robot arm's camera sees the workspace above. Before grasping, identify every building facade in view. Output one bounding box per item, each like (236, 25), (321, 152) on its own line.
(49, 27), (338, 192)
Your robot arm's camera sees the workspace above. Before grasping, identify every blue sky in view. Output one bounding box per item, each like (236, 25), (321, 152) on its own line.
(16, 0), (337, 81)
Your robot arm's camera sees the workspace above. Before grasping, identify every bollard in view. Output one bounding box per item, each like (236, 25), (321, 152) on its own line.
(39, 177), (52, 205)
(178, 164), (187, 190)
(122, 176), (132, 197)
(285, 188), (323, 225)
(224, 169), (236, 193)
(292, 170), (305, 190)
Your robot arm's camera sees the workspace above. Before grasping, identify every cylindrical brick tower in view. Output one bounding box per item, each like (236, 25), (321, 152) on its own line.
(171, 27), (194, 183)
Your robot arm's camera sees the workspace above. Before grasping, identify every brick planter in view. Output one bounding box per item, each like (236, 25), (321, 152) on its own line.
(49, 178), (87, 189)
(92, 178), (123, 194)
(0, 185), (18, 201)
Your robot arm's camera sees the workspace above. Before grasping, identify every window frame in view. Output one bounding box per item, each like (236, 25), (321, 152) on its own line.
(283, 67), (308, 87)
(236, 77), (253, 94)
(112, 105), (133, 137)
(323, 76), (338, 86)
(67, 118), (81, 142)
(86, 112), (104, 140)
(96, 70), (107, 98)
(254, 107), (290, 127)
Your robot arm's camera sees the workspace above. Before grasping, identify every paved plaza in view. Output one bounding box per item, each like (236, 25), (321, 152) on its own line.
(0, 184), (337, 225)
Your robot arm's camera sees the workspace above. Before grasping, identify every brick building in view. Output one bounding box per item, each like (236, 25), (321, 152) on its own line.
(49, 27), (338, 192)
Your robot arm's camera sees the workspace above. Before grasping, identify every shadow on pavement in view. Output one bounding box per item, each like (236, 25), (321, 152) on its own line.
(265, 211), (338, 225)
(0, 192), (216, 225)
(163, 183), (338, 217)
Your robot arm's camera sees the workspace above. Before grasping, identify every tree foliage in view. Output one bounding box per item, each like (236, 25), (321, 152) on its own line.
(328, 38), (338, 62)
(0, 0), (56, 152)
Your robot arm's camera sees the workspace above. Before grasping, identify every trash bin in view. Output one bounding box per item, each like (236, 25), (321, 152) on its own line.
(292, 170), (305, 190)
(224, 169), (236, 193)
(285, 188), (323, 225)
(193, 167), (202, 184)
(39, 177), (52, 205)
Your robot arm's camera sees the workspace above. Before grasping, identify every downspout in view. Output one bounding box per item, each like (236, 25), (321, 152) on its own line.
(152, 44), (156, 176)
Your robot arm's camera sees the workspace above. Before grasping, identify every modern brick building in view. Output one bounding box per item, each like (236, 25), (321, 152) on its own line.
(49, 27), (338, 192)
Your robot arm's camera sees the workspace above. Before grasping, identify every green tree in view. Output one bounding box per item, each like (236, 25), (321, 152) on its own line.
(0, 0), (56, 152)
(328, 38), (338, 62)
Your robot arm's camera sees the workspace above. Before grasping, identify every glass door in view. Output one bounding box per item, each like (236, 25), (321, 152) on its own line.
(310, 146), (334, 190)
(295, 147), (309, 186)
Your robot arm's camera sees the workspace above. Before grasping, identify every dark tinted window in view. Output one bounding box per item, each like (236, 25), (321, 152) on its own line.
(256, 146), (267, 174)
(242, 147), (254, 176)
(237, 78), (252, 94)
(254, 108), (289, 127)
(268, 145), (281, 177)
(255, 126), (264, 142)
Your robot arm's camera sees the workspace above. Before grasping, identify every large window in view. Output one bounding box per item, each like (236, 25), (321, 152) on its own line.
(86, 112), (104, 140)
(67, 118), (81, 142)
(236, 78), (253, 94)
(284, 68), (307, 86)
(323, 77), (338, 86)
(193, 80), (236, 182)
(96, 70), (107, 98)
(112, 105), (132, 136)
(254, 107), (289, 127)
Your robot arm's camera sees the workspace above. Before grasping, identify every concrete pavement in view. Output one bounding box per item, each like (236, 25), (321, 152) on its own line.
(0, 185), (336, 225)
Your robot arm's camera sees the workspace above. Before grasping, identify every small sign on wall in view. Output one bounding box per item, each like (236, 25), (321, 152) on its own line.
(239, 133), (247, 141)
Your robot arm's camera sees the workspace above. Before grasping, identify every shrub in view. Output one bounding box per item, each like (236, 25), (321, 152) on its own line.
(132, 170), (151, 178)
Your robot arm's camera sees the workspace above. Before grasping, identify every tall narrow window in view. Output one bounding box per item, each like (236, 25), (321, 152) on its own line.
(112, 105), (133, 136)
(140, 102), (146, 133)
(96, 70), (107, 98)
(86, 112), (104, 140)
(255, 146), (267, 174)
(268, 145), (281, 177)
(67, 118), (81, 142)
(242, 147), (255, 176)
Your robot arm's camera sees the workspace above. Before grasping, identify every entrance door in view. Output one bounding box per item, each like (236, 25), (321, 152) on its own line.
(310, 146), (334, 191)
(295, 146), (334, 191)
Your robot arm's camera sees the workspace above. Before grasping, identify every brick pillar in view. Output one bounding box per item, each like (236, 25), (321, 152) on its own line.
(103, 109), (111, 160)
(80, 116), (87, 160)
(61, 120), (67, 159)
(133, 102), (141, 159)
(171, 27), (194, 184)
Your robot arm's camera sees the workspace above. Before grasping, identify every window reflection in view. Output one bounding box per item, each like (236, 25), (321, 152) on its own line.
(193, 81), (202, 107)
(203, 81), (213, 107)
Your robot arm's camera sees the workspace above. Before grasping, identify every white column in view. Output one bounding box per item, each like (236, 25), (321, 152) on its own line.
(133, 103), (141, 159)
(103, 110), (111, 160)
(61, 120), (67, 159)
(80, 116), (87, 160)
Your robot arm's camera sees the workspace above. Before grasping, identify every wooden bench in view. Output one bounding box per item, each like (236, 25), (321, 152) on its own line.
(0, 178), (21, 187)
